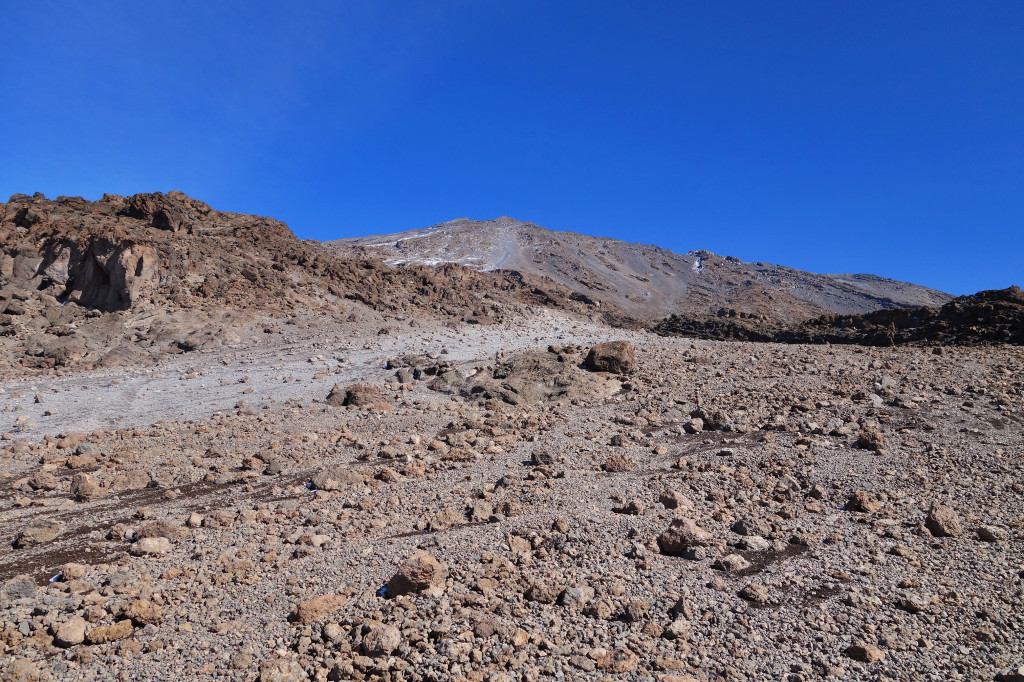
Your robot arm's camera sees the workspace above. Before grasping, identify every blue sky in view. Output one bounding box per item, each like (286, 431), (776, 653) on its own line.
(2, 1), (1021, 295)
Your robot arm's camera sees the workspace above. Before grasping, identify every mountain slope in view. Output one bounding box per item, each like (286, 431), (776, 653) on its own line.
(326, 217), (952, 322)
(0, 193), (618, 375)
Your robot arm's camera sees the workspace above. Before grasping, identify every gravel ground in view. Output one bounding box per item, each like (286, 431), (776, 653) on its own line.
(1, 311), (1022, 682)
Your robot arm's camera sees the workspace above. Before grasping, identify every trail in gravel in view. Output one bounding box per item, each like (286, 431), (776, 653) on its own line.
(1, 311), (649, 443)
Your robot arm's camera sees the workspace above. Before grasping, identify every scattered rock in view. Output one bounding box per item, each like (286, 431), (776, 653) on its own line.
(977, 525), (1008, 542)
(846, 643), (886, 663)
(327, 384), (392, 410)
(713, 554), (752, 572)
(659, 489), (693, 510)
(361, 624), (401, 657)
(657, 518), (713, 556)
(925, 503), (962, 537)
(54, 616), (87, 648)
(603, 453), (636, 473)
(13, 519), (64, 548)
(124, 599), (164, 626)
(846, 491), (883, 513)
(584, 341), (636, 374)
(289, 594), (348, 624)
(594, 647), (639, 673)
(385, 551), (447, 597)
(70, 472), (106, 501)
(739, 583), (769, 603)
(85, 619), (134, 645)
(130, 536), (171, 556)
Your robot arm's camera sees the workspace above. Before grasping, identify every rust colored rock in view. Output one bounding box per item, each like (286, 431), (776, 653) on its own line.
(123, 599), (163, 626)
(13, 520), (64, 548)
(657, 518), (713, 556)
(85, 619), (134, 645)
(327, 384), (392, 410)
(595, 647), (639, 673)
(855, 428), (886, 452)
(603, 453), (636, 473)
(54, 617), (87, 648)
(659, 489), (694, 510)
(925, 503), (962, 537)
(386, 551), (447, 598)
(70, 473), (106, 501)
(846, 491), (883, 513)
(289, 594), (348, 624)
(584, 341), (636, 374)
(846, 643), (886, 663)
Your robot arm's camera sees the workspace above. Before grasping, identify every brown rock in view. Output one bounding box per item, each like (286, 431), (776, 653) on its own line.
(327, 384), (392, 410)
(846, 643), (885, 663)
(61, 563), (88, 581)
(603, 453), (636, 473)
(584, 341), (636, 374)
(659, 489), (694, 510)
(657, 518), (712, 556)
(386, 551), (447, 597)
(289, 594), (347, 624)
(594, 647), (639, 673)
(739, 583), (769, 603)
(361, 624), (401, 657)
(130, 536), (171, 556)
(123, 599), (163, 626)
(977, 525), (1008, 542)
(259, 658), (307, 682)
(525, 582), (562, 604)
(924, 503), (962, 537)
(70, 473), (106, 501)
(713, 554), (752, 572)
(473, 616), (503, 638)
(54, 616), (87, 648)
(13, 519), (64, 548)
(85, 619), (134, 644)
(3, 659), (40, 682)
(855, 428), (886, 452)
(136, 521), (177, 540)
(846, 491), (883, 513)
(613, 499), (645, 515)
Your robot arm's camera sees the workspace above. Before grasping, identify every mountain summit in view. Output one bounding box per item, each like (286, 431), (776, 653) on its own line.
(327, 218), (951, 322)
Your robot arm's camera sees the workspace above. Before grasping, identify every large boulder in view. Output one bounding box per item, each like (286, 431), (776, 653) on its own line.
(13, 519), (64, 548)
(289, 594), (347, 624)
(386, 551), (447, 598)
(925, 503), (962, 537)
(584, 341), (635, 374)
(657, 518), (712, 556)
(326, 384), (391, 410)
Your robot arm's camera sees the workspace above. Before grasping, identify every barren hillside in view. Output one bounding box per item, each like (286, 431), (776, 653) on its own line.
(0, 194), (618, 377)
(327, 218), (952, 322)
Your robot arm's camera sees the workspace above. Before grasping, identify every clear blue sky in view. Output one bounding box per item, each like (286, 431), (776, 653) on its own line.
(2, 1), (1021, 295)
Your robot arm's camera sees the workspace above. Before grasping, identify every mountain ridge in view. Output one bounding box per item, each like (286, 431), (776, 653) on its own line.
(326, 216), (953, 322)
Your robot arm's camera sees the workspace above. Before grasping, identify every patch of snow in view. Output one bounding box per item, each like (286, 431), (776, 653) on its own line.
(692, 257), (704, 274)
(384, 256), (488, 268)
(362, 229), (444, 248)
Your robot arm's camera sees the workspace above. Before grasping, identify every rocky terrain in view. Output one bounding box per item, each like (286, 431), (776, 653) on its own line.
(0, 193), (626, 379)
(1, 193), (1022, 682)
(326, 218), (952, 322)
(656, 286), (1024, 347)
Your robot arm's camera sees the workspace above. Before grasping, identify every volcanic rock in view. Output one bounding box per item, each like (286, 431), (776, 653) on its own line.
(584, 341), (636, 374)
